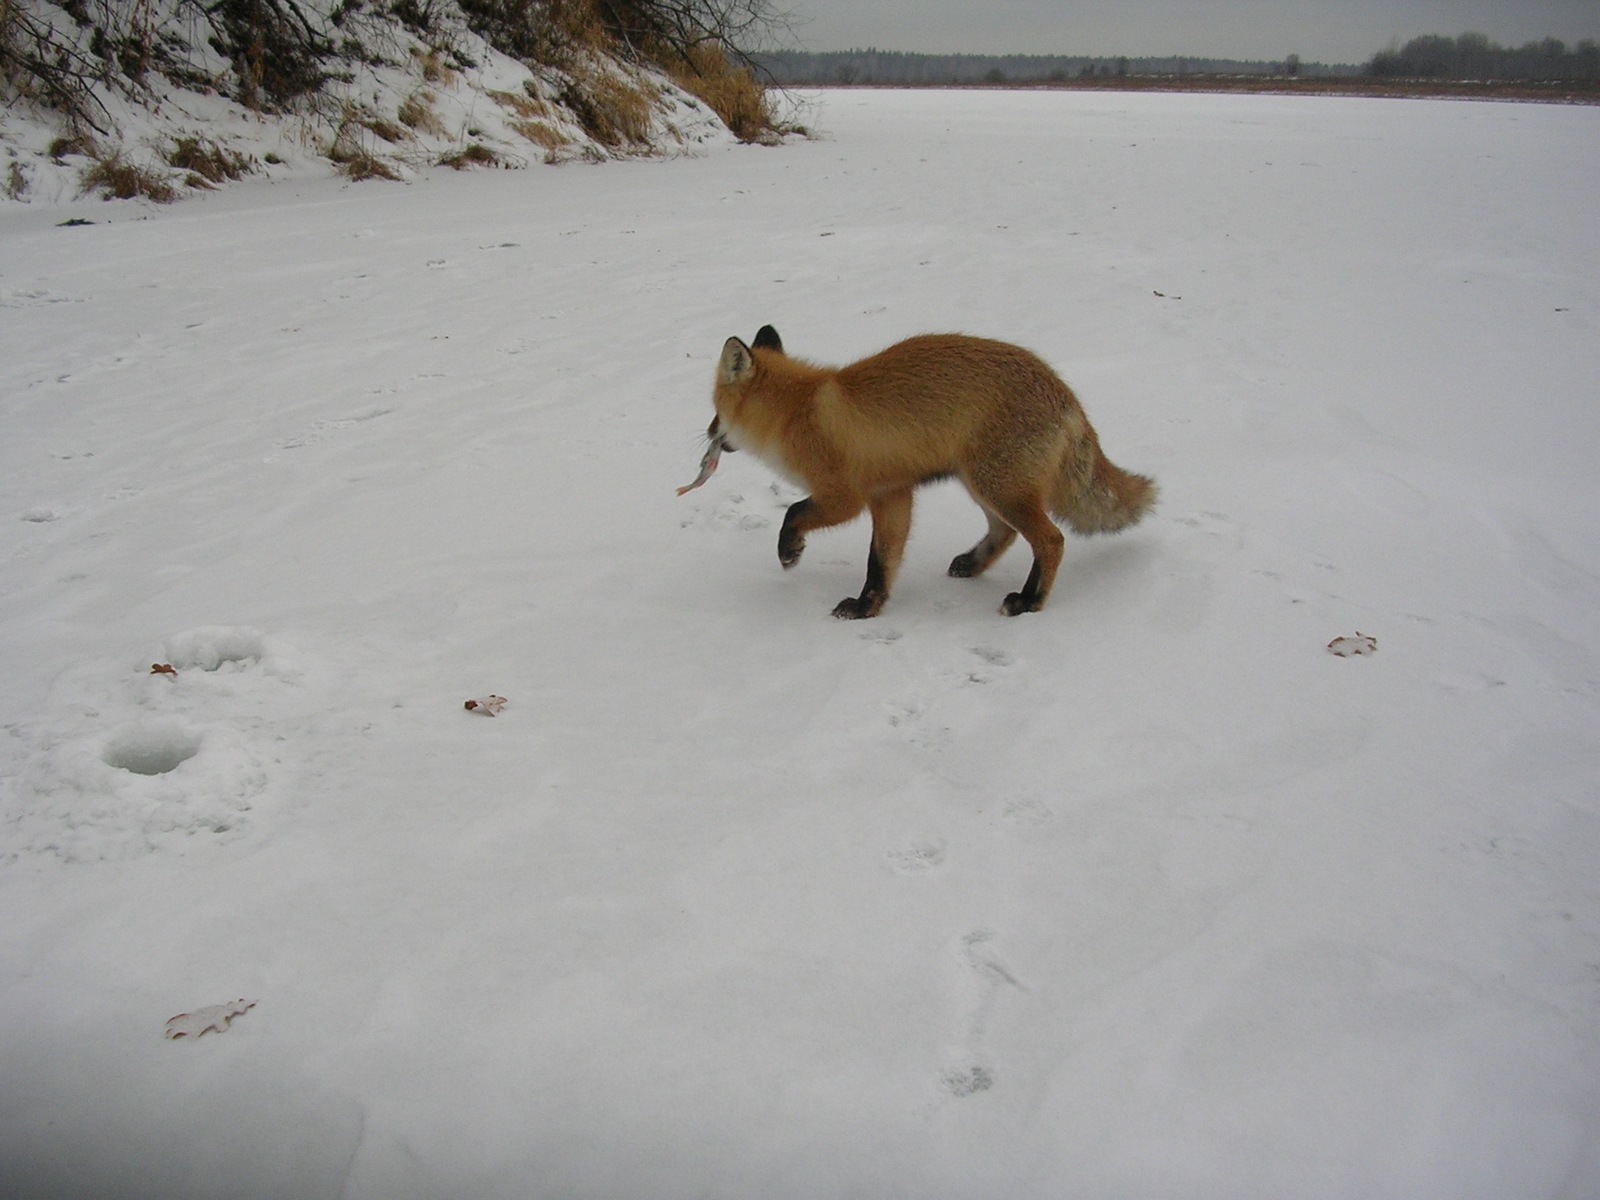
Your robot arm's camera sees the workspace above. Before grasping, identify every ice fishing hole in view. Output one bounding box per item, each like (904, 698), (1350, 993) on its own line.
(103, 723), (201, 776)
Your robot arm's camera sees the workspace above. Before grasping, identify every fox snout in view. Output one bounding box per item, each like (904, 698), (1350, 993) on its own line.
(708, 414), (737, 452)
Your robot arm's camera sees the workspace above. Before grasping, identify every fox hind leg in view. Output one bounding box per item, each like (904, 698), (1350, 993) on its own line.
(986, 494), (1064, 616)
(949, 508), (1019, 578)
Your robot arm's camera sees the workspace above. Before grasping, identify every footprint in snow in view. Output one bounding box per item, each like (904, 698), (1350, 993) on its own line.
(964, 645), (1014, 683)
(934, 931), (1027, 1098)
(884, 838), (946, 874)
(964, 929), (1025, 990)
(1001, 796), (1053, 826)
(678, 489), (773, 532)
(940, 1065), (995, 1097)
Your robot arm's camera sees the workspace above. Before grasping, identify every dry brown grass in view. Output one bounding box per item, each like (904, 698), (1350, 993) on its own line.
(559, 65), (660, 149)
(363, 115), (410, 144)
(398, 90), (448, 137)
(509, 119), (571, 153)
(666, 42), (779, 143)
(411, 45), (455, 86)
(5, 158), (29, 200)
(328, 106), (403, 181)
(48, 133), (97, 161)
(165, 135), (254, 185)
(335, 151), (402, 181)
(439, 142), (500, 169)
(80, 152), (177, 202)
(489, 87), (551, 120)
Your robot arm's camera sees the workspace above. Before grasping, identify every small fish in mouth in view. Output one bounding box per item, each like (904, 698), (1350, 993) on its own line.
(676, 430), (727, 496)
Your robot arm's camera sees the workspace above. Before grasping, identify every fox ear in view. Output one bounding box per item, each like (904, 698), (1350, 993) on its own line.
(752, 325), (783, 353)
(719, 337), (755, 384)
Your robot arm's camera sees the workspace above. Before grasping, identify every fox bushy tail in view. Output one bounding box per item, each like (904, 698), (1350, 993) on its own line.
(1051, 438), (1158, 535)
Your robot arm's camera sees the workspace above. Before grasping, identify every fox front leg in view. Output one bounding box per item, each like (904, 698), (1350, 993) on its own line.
(778, 498), (812, 568)
(777, 492), (866, 571)
(832, 488), (913, 619)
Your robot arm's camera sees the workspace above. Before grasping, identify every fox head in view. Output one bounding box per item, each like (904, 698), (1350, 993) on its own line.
(710, 325), (784, 448)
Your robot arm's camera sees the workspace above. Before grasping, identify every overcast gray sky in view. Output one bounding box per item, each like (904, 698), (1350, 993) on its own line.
(780, 0), (1600, 65)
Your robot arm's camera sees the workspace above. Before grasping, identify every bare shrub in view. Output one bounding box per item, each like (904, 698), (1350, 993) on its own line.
(458, 0), (603, 71)
(1, 0), (115, 136)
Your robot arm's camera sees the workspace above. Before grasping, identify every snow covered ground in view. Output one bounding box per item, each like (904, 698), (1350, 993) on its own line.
(3, 88), (1599, 1198)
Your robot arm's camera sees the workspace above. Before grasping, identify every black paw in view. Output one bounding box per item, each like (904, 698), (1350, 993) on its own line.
(832, 596), (881, 620)
(778, 536), (805, 569)
(948, 552), (980, 578)
(1000, 592), (1042, 617)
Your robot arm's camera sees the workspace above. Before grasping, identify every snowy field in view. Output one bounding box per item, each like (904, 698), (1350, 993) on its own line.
(3, 88), (1599, 1198)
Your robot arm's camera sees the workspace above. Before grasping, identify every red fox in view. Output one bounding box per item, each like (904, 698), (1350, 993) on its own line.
(704, 326), (1156, 618)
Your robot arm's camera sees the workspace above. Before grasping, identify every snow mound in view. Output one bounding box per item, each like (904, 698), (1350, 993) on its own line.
(162, 626), (267, 673)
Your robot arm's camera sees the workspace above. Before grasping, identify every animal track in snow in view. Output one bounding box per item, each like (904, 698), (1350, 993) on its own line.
(884, 838), (947, 874)
(1171, 510), (1243, 548)
(964, 929), (1025, 989)
(278, 407), (394, 450)
(935, 930), (1026, 1100)
(0, 288), (85, 308)
(677, 489), (773, 532)
(939, 1065), (994, 1097)
(858, 628), (903, 645)
(1001, 796), (1053, 826)
(884, 700), (922, 728)
(964, 645), (1014, 683)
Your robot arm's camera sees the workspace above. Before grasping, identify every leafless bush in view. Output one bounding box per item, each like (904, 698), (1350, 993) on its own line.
(1, 0), (116, 135)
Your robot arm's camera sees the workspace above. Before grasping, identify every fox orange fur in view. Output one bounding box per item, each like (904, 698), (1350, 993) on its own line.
(707, 326), (1156, 618)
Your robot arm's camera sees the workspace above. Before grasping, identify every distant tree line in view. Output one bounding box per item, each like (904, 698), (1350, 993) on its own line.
(760, 35), (1600, 87)
(1367, 33), (1600, 81)
(758, 49), (1355, 86)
